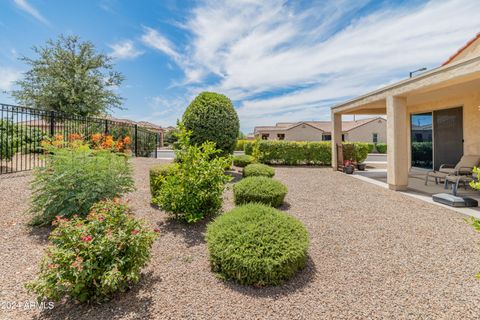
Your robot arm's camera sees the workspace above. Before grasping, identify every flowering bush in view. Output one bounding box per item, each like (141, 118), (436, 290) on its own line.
(153, 125), (231, 223)
(30, 134), (134, 225)
(26, 200), (159, 303)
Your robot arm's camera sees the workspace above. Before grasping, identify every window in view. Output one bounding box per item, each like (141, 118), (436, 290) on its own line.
(261, 134), (269, 140)
(341, 134), (345, 142)
(372, 133), (378, 143)
(277, 133), (285, 140)
(322, 134), (331, 141)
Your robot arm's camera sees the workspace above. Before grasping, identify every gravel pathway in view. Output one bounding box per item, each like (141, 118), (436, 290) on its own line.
(1, 158), (480, 319)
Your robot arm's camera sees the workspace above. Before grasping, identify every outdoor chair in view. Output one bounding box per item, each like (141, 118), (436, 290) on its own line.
(424, 155), (480, 186)
(444, 173), (477, 196)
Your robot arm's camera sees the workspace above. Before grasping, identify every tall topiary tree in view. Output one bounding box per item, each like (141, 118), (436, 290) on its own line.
(182, 92), (240, 155)
(12, 35), (124, 117)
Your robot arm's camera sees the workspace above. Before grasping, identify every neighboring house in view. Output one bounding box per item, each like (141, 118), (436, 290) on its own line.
(330, 33), (480, 190)
(254, 117), (386, 143)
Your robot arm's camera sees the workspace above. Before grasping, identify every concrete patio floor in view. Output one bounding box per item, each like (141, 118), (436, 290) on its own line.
(353, 166), (480, 218)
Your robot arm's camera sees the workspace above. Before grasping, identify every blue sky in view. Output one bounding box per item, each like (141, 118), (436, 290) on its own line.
(0, 0), (479, 133)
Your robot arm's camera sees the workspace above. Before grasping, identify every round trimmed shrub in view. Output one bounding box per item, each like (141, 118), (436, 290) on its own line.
(376, 143), (387, 153)
(149, 163), (175, 197)
(206, 203), (309, 286)
(243, 163), (275, 177)
(233, 176), (287, 207)
(233, 155), (254, 167)
(182, 92), (240, 156)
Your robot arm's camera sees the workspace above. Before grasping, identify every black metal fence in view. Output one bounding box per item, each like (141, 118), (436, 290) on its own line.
(0, 103), (159, 174)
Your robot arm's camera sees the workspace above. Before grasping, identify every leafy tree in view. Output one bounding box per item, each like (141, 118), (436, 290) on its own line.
(182, 92), (240, 156)
(12, 35), (124, 116)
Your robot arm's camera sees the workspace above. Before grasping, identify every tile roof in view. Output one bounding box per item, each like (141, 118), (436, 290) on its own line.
(255, 117), (384, 134)
(442, 33), (480, 66)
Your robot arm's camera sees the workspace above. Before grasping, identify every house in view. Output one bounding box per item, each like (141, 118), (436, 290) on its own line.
(254, 117), (386, 143)
(330, 33), (480, 190)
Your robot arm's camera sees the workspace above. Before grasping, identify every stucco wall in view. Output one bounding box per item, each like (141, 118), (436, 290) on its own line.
(285, 124), (323, 141)
(346, 118), (387, 143)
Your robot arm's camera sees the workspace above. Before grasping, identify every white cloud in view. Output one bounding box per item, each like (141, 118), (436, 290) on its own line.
(0, 66), (21, 91)
(144, 0), (480, 131)
(13, 0), (50, 26)
(108, 40), (143, 60)
(141, 27), (181, 62)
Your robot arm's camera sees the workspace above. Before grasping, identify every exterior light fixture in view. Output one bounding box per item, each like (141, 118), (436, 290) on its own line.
(409, 67), (427, 78)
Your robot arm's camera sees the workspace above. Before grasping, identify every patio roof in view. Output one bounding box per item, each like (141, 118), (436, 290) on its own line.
(331, 54), (480, 115)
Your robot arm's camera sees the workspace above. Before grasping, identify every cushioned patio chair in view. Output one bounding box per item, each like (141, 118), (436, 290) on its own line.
(424, 155), (480, 186)
(444, 173), (477, 196)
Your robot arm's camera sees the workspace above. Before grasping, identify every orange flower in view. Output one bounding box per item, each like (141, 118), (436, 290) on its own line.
(68, 133), (82, 142)
(123, 136), (131, 145)
(114, 141), (124, 151)
(91, 133), (102, 143)
(101, 138), (114, 149)
(54, 134), (63, 141)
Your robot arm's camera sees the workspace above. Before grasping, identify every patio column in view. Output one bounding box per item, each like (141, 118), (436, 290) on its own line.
(331, 111), (342, 171)
(386, 96), (408, 190)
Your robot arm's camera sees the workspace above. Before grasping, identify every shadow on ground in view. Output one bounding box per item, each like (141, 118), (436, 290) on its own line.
(222, 256), (317, 298)
(27, 225), (51, 245)
(226, 170), (243, 183)
(33, 271), (160, 320)
(159, 217), (212, 248)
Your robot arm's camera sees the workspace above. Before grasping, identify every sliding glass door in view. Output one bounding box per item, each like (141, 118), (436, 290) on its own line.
(410, 107), (463, 170)
(411, 113), (433, 169)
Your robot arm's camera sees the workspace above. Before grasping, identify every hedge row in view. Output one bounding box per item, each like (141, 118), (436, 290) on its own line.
(255, 141), (331, 165)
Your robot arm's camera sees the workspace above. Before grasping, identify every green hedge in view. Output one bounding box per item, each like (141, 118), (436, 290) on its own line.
(256, 141), (331, 165)
(206, 203), (309, 286)
(367, 143), (375, 153)
(149, 164), (175, 197)
(235, 139), (249, 151)
(232, 155), (254, 167)
(233, 176), (287, 207)
(342, 142), (370, 163)
(376, 143), (387, 153)
(243, 163), (275, 178)
(244, 140), (256, 155)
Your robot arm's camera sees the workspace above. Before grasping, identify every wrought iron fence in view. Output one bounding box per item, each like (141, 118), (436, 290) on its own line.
(0, 103), (159, 174)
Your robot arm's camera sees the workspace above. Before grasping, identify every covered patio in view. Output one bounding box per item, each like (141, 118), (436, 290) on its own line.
(331, 36), (480, 195)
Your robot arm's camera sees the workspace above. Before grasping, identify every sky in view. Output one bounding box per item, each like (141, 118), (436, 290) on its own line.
(0, 0), (479, 133)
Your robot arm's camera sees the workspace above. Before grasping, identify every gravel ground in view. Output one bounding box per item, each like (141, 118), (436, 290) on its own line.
(1, 158), (480, 319)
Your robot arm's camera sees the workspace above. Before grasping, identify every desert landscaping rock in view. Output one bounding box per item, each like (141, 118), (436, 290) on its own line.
(1, 159), (480, 319)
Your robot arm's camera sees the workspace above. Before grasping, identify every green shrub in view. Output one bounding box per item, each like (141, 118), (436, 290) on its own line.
(232, 154), (254, 167)
(352, 142), (370, 163)
(206, 203), (309, 286)
(0, 120), (21, 161)
(26, 200), (158, 303)
(153, 125), (231, 223)
(367, 143), (375, 153)
(235, 139), (249, 151)
(376, 143), (387, 153)
(256, 140), (331, 165)
(182, 92), (240, 156)
(234, 176), (287, 207)
(243, 163), (275, 178)
(149, 163), (175, 197)
(244, 140), (256, 155)
(29, 140), (134, 226)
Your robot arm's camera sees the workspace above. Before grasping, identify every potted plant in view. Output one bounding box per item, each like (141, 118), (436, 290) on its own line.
(357, 162), (366, 171)
(343, 160), (355, 174)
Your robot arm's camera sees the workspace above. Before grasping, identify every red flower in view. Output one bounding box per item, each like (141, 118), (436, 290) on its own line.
(153, 228), (160, 234)
(81, 235), (93, 242)
(131, 230), (140, 235)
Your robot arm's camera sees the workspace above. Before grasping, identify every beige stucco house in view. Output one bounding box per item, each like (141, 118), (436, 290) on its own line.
(331, 33), (480, 191)
(254, 117), (386, 143)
